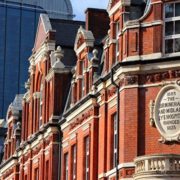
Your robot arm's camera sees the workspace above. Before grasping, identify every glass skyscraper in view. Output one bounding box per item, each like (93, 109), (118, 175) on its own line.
(0, 0), (73, 118)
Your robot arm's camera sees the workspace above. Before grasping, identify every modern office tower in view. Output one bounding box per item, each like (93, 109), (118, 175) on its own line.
(0, 0), (73, 118)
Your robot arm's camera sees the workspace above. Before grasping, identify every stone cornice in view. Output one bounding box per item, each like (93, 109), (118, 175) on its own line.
(0, 156), (18, 174)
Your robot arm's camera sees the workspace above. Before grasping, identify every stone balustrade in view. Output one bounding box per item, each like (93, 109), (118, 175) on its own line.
(134, 154), (180, 180)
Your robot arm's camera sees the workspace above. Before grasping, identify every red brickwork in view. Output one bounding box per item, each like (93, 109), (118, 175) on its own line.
(1, 1), (180, 180)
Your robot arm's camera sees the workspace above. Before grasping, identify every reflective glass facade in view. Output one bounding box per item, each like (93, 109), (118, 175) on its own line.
(0, 1), (45, 118)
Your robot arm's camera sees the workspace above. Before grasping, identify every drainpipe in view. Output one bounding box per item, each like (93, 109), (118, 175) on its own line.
(111, 68), (120, 180)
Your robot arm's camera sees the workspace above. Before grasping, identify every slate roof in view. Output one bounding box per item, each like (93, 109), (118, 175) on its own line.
(50, 19), (85, 47)
(50, 19), (85, 67)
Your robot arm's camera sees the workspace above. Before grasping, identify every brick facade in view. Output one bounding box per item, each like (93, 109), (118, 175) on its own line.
(0, 0), (180, 180)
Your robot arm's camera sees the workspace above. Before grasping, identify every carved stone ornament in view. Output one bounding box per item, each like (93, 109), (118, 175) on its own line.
(154, 84), (180, 143)
(50, 46), (65, 68)
(149, 100), (155, 127)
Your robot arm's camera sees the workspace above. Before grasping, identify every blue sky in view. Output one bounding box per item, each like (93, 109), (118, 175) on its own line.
(71, 0), (109, 20)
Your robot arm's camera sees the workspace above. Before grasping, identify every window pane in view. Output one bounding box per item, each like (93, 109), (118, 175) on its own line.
(165, 39), (173, 53)
(175, 38), (180, 52)
(175, 3), (180, 16)
(175, 21), (180, 34)
(165, 4), (174, 18)
(165, 21), (173, 36)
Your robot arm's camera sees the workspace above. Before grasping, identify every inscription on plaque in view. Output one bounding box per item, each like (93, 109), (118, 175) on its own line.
(158, 89), (180, 134)
(154, 85), (180, 142)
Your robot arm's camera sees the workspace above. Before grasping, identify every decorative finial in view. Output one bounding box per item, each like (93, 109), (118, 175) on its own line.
(16, 122), (21, 130)
(54, 46), (64, 61)
(92, 49), (98, 59)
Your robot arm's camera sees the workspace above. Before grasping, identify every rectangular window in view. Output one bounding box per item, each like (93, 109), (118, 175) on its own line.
(164, 2), (180, 54)
(72, 145), (77, 180)
(80, 60), (85, 98)
(64, 153), (69, 180)
(45, 160), (49, 180)
(84, 136), (90, 180)
(115, 22), (120, 61)
(112, 113), (117, 168)
(34, 168), (39, 180)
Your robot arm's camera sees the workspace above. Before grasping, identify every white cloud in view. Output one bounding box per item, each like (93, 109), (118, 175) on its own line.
(71, 0), (109, 20)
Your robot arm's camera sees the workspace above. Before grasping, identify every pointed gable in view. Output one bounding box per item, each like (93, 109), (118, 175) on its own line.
(33, 14), (53, 52)
(74, 26), (95, 55)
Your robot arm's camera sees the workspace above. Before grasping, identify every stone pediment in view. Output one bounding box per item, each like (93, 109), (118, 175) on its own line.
(74, 26), (95, 54)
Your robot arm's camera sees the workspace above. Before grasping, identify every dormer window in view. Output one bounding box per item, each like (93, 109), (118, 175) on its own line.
(164, 2), (180, 54)
(115, 21), (120, 61)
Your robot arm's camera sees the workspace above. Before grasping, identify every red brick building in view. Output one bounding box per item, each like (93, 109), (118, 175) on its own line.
(60, 0), (180, 180)
(1, 0), (180, 180)
(0, 14), (84, 180)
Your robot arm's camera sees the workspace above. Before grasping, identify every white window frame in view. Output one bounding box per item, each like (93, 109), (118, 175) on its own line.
(164, 1), (180, 56)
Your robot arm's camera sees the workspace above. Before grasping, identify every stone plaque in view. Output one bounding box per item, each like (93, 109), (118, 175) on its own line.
(154, 85), (180, 142)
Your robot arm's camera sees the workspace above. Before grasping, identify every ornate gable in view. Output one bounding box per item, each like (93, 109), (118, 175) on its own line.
(74, 26), (95, 55)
